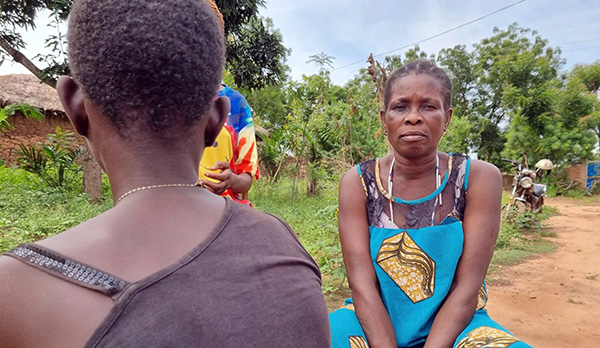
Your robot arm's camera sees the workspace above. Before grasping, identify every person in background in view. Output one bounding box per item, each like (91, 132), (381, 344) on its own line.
(198, 0), (259, 206)
(329, 60), (532, 348)
(199, 84), (259, 206)
(0, 0), (330, 347)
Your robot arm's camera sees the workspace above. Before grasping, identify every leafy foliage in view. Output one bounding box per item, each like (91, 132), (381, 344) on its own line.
(0, 103), (44, 131)
(16, 127), (83, 189)
(226, 16), (289, 89)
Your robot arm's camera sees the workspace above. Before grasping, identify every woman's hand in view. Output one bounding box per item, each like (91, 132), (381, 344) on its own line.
(424, 159), (503, 348)
(338, 166), (398, 348)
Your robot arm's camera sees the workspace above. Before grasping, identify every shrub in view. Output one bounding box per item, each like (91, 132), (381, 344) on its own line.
(16, 127), (83, 190)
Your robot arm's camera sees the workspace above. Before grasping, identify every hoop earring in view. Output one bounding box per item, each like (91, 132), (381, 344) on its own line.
(384, 129), (388, 137)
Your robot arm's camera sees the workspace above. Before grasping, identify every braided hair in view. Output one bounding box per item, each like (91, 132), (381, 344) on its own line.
(384, 60), (452, 111)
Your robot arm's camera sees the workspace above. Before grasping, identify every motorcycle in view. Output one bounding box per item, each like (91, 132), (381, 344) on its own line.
(502, 156), (553, 215)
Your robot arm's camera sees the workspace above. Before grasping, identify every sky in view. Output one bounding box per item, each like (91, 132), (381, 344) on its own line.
(1, 0), (599, 86)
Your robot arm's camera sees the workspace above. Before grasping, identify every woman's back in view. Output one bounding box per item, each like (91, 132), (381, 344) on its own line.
(0, 1), (331, 344)
(1, 196), (329, 347)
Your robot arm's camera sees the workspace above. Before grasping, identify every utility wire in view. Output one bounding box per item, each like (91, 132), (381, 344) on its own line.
(332, 0), (526, 72)
(556, 38), (600, 45)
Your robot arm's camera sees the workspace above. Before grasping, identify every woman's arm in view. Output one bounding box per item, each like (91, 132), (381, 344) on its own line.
(424, 160), (503, 348)
(338, 167), (397, 348)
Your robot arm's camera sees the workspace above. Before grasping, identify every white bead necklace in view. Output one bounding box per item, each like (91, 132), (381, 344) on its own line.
(387, 154), (441, 227)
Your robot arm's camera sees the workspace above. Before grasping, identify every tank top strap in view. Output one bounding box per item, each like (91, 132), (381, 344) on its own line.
(356, 163), (368, 197)
(4, 243), (129, 299)
(464, 156), (472, 192)
(448, 154), (470, 221)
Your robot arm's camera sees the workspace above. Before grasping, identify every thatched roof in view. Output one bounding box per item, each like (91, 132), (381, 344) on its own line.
(0, 74), (64, 112)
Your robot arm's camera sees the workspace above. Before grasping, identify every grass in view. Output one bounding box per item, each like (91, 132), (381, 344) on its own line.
(0, 166), (112, 252)
(492, 238), (555, 266)
(486, 196), (560, 282)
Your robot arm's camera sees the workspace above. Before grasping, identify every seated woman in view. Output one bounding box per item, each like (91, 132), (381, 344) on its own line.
(0, 0), (330, 347)
(330, 60), (531, 348)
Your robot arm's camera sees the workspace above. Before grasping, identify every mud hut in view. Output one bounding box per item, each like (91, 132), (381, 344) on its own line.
(0, 74), (77, 165)
(0, 74), (103, 200)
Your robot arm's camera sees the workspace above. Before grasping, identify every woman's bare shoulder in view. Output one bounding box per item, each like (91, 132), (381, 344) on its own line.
(468, 159), (502, 185)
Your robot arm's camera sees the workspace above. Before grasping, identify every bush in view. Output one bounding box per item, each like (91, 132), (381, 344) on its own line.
(495, 222), (521, 249)
(16, 127), (83, 190)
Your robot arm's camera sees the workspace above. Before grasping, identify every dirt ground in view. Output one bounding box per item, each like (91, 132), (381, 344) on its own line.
(485, 197), (600, 348)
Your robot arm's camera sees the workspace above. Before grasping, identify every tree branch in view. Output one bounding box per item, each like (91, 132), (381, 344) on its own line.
(0, 36), (55, 88)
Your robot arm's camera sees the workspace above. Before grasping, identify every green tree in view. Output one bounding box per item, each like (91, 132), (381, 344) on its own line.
(343, 69), (387, 162)
(307, 52), (335, 72)
(572, 62), (600, 151)
(438, 115), (472, 154)
(437, 45), (475, 118)
(225, 16), (289, 89)
(571, 61), (600, 94)
(502, 75), (597, 165)
(470, 23), (563, 164)
(241, 84), (291, 181)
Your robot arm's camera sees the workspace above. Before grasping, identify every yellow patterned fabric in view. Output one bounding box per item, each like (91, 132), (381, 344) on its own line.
(476, 285), (488, 310)
(341, 303), (355, 311)
(376, 232), (436, 303)
(349, 336), (370, 348)
(455, 326), (519, 348)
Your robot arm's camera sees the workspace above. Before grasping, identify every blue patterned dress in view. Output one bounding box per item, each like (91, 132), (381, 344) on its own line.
(330, 154), (532, 348)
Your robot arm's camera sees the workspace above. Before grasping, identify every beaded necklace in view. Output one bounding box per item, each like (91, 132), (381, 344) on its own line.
(379, 154), (451, 227)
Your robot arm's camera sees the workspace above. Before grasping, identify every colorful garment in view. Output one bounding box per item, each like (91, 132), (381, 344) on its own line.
(330, 153), (532, 348)
(199, 85), (259, 204)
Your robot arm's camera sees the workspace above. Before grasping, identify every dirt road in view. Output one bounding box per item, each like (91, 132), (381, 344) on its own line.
(486, 197), (600, 348)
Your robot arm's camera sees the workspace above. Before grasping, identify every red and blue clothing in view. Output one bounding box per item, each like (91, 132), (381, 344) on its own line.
(199, 85), (259, 205)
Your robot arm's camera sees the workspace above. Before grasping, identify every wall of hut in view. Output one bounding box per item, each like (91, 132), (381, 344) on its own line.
(0, 111), (80, 165)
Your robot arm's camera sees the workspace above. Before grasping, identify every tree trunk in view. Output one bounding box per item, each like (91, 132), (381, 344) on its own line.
(79, 144), (103, 202)
(306, 177), (318, 196)
(367, 53), (393, 154)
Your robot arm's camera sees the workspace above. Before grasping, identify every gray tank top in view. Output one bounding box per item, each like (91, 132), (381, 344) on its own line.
(5, 200), (330, 347)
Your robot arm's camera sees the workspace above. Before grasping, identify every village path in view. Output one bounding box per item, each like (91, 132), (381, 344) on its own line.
(486, 197), (600, 348)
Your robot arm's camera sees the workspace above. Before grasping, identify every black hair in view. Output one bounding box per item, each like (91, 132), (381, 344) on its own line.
(68, 0), (225, 135)
(383, 60), (452, 111)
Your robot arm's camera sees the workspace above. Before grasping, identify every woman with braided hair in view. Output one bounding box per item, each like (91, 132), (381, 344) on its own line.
(0, 0), (329, 347)
(329, 60), (531, 348)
